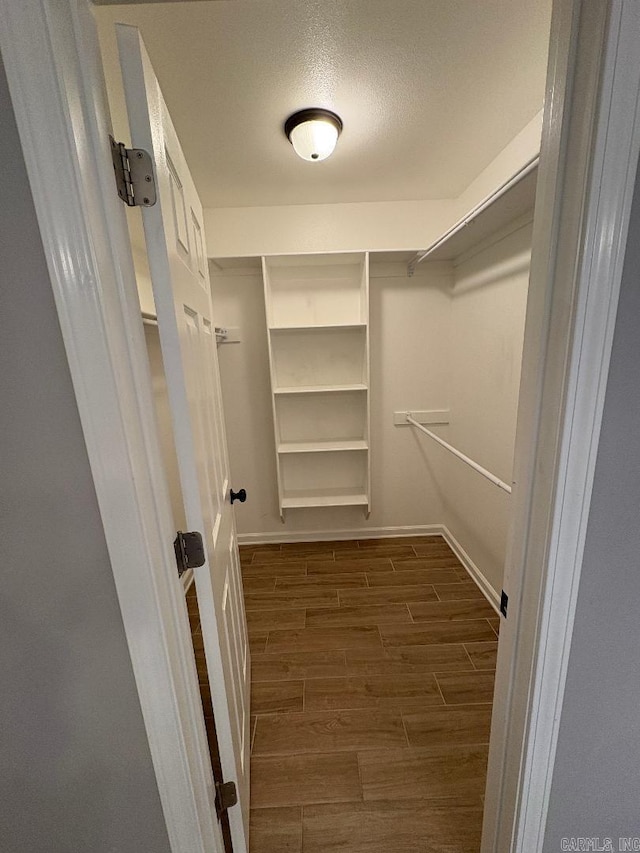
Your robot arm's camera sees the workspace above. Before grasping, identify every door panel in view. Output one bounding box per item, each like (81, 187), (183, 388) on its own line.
(117, 23), (250, 853)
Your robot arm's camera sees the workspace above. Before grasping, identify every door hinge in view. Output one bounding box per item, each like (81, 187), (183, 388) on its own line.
(173, 531), (206, 577)
(215, 780), (238, 818)
(500, 589), (509, 618)
(110, 135), (156, 207)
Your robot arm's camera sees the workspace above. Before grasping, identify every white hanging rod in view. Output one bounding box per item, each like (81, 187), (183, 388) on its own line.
(406, 414), (512, 494)
(407, 155), (540, 275)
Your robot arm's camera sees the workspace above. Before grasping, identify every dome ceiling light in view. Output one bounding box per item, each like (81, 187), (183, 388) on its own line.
(284, 108), (343, 162)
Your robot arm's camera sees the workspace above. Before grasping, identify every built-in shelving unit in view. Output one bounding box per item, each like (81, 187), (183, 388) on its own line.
(262, 253), (370, 519)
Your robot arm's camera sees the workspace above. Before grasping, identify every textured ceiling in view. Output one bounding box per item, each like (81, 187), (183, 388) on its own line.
(96, 0), (551, 209)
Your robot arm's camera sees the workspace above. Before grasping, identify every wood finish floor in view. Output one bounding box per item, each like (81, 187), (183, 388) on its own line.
(240, 536), (498, 853)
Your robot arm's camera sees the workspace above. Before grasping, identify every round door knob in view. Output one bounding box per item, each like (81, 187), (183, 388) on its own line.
(230, 488), (247, 505)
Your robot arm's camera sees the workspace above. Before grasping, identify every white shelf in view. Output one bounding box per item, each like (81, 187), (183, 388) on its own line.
(423, 164), (538, 263)
(278, 439), (368, 454)
(273, 383), (368, 395)
(263, 253), (367, 327)
(269, 325), (367, 389)
(269, 323), (366, 332)
(281, 488), (369, 509)
(275, 392), (367, 445)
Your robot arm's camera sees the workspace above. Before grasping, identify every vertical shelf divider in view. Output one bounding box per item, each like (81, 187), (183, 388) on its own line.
(262, 257), (285, 520)
(363, 252), (371, 518)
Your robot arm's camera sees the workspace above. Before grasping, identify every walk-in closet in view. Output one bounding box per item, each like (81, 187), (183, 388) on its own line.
(94, 1), (553, 851)
(212, 159), (536, 605)
(203, 152), (537, 851)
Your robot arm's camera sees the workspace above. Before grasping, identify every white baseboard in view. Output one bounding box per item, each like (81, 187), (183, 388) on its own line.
(236, 524), (444, 546)
(237, 523), (502, 613)
(439, 525), (501, 614)
(237, 524), (500, 613)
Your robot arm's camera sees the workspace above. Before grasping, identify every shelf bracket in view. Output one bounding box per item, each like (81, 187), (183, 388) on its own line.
(215, 326), (241, 345)
(394, 410), (450, 426)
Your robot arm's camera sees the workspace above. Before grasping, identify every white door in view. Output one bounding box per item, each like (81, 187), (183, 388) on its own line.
(117, 24), (250, 853)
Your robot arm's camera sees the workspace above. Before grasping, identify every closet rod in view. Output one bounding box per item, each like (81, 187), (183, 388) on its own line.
(407, 155), (540, 274)
(406, 415), (512, 494)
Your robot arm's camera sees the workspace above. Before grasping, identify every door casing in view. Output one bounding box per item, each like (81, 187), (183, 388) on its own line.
(0, 2), (224, 851)
(482, 1), (640, 849)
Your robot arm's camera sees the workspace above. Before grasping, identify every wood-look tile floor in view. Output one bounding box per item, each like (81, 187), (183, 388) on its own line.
(240, 536), (498, 853)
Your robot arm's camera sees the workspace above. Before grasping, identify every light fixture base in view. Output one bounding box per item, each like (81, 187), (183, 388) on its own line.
(284, 108), (343, 162)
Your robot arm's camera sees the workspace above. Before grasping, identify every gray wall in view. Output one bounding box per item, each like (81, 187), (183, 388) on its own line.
(0, 55), (171, 853)
(543, 155), (640, 846)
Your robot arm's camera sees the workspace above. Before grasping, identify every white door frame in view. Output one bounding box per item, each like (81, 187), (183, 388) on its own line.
(483, 1), (640, 850)
(0, 1), (224, 851)
(2, 1), (640, 851)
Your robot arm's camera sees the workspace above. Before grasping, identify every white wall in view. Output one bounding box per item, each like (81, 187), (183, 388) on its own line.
(204, 113), (542, 259)
(205, 199), (456, 258)
(542, 151), (640, 848)
(439, 221), (532, 596)
(212, 261), (452, 537)
(0, 54), (171, 853)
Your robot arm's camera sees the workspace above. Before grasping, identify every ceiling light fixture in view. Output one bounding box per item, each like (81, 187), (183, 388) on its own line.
(284, 108), (343, 162)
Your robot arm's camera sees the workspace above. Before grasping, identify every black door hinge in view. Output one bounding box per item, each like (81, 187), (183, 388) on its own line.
(500, 589), (509, 618)
(110, 135), (157, 207)
(173, 531), (206, 577)
(215, 780), (238, 818)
